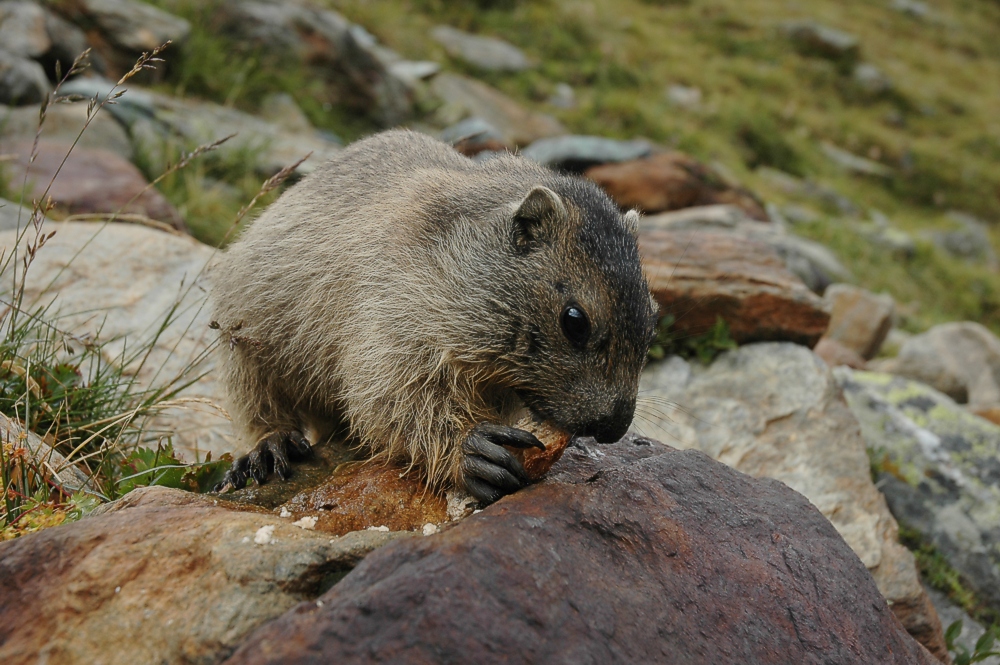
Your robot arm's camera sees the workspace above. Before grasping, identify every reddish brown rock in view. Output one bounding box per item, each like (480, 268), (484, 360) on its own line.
(823, 284), (895, 360)
(280, 462), (448, 536)
(639, 228), (831, 346)
(585, 151), (768, 220)
(814, 337), (868, 369)
(223, 436), (937, 665)
(0, 140), (186, 232)
(0, 486), (404, 665)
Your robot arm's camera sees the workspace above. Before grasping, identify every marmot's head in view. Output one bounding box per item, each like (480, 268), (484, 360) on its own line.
(494, 178), (658, 443)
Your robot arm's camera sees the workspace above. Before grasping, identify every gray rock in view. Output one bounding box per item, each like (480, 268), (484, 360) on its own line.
(835, 368), (1000, 615)
(547, 82), (575, 109)
(929, 211), (998, 267)
(756, 166), (860, 215)
(821, 141), (894, 178)
(925, 587), (1000, 665)
(520, 134), (653, 170)
(637, 343), (945, 653)
(0, 485), (407, 665)
(782, 20), (861, 66)
(62, 0), (191, 53)
(259, 92), (314, 134)
(0, 0), (50, 58)
(0, 412), (91, 493)
(430, 25), (531, 72)
(42, 6), (93, 71)
(877, 322), (1000, 416)
(0, 196), (33, 232)
(0, 48), (49, 105)
(430, 73), (565, 146)
(891, 0), (932, 20)
(859, 222), (918, 258)
(1, 101), (134, 160)
(666, 83), (702, 110)
(216, 0), (416, 126)
(780, 203), (822, 225)
(438, 116), (504, 145)
(823, 284), (895, 360)
(853, 63), (893, 96)
(0, 221), (232, 461)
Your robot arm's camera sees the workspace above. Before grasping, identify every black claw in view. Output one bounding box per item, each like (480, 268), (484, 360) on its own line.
(214, 430), (310, 493)
(461, 422), (542, 505)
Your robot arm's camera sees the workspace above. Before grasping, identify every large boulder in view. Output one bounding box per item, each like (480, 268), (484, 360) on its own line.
(638, 344), (947, 659)
(223, 435), (936, 664)
(876, 321), (1000, 422)
(1, 102), (134, 160)
(585, 151), (769, 220)
(835, 368), (1000, 617)
(0, 485), (405, 665)
(0, 221), (232, 461)
(0, 48), (50, 105)
(0, 139), (186, 231)
(638, 226), (831, 346)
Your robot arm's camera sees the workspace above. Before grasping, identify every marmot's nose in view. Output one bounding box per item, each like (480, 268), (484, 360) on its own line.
(579, 402), (633, 444)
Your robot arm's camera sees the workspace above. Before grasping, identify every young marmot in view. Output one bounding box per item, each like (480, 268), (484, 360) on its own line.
(211, 130), (657, 503)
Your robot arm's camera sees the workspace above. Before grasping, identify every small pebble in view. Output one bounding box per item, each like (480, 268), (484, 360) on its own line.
(279, 507), (292, 518)
(422, 523), (439, 536)
(254, 525), (276, 545)
(292, 516), (318, 530)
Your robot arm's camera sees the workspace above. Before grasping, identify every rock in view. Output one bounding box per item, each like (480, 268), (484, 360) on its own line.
(0, 49), (50, 105)
(638, 227), (831, 346)
(1, 412), (91, 493)
(439, 117), (509, 157)
(814, 337), (868, 369)
(585, 151), (769, 219)
(878, 322), (1000, 416)
(925, 587), (1000, 665)
(821, 141), (894, 178)
(891, 0), (932, 20)
(1, 101), (133, 160)
(835, 368), (1000, 618)
(42, 7), (93, 72)
(853, 63), (893, 96)
(780, 203), (822, 225)
(638, 344), (948, 658)
(639, 204), (851, 293)
(861, 223), (917, 258)
(430, 25), (531, 72)
(0, 221), (232, 461)
(0, 485), (406, 665)
(756, 166), (860, 216)
(822, 283), (895, 360)
(0, 0), (50, 59)
(782, 20), (861, 69)
(259, 92), (315, 135)
(522, 134), (653, 172)
(224, 434), (937, 664)
(48, 0), (190, 76)
(1, 139), (185, 230)
(214, 0), (416, 126)
(666, 83), (702, 110)
(930, 211), (998, 267)
(547, 82), (575, 109)
(430, 73), (565, 147)
(59, 77), (342, 177)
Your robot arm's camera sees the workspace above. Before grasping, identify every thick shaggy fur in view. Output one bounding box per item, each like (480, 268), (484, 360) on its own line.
(211, 130), (656, 490)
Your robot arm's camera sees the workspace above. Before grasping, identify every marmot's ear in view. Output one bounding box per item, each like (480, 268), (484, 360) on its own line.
(623, 208), (641, 236)
(512, 186), (567, 250)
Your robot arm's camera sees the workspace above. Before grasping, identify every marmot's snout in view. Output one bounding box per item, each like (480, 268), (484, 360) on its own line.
(576, 399), (635, 443)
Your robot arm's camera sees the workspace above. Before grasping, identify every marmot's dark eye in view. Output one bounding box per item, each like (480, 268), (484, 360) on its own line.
(561, 305), (590, 348)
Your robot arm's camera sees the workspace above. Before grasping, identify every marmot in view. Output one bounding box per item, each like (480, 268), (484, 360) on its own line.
(211, 130), (657, 503)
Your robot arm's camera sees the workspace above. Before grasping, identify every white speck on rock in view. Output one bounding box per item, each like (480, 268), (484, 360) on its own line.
(422, 523), (439, 536)
(279, 507), (292, 518)
(365, 525), (390, 532)
(292, 516), (318, 530)
(254, 525), (276, 545)
(114, 586), (121, 594)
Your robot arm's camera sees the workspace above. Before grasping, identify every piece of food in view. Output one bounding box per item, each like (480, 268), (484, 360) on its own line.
(511, 417), (572, 480)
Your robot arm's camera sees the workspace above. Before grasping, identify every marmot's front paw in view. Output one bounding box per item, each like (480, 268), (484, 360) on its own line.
(461, 422), (545, 505)
(214, 430), (312, 492)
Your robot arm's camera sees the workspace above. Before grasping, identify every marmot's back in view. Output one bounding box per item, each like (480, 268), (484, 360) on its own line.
(212, 130), (656, 501)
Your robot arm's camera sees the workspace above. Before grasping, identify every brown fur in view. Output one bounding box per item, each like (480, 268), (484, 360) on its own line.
(211, 130), (656, 490)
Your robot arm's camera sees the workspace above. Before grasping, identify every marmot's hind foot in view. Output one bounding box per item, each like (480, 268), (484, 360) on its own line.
(214, 430), (312, 492)
(461, 422), (545, 505)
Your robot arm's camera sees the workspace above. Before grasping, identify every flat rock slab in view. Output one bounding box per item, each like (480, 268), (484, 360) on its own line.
(224, 436), (935, 665)
(585, 151), (768, 220)
(0, 486), (406, 665)
(639, 344), (947, 659)
(1, 139), (186, 231)
(0, 221), (232, 461)
(822, 283), (895, 360)
(430, 25), (532, 72)
(639, 228), (830, 346)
